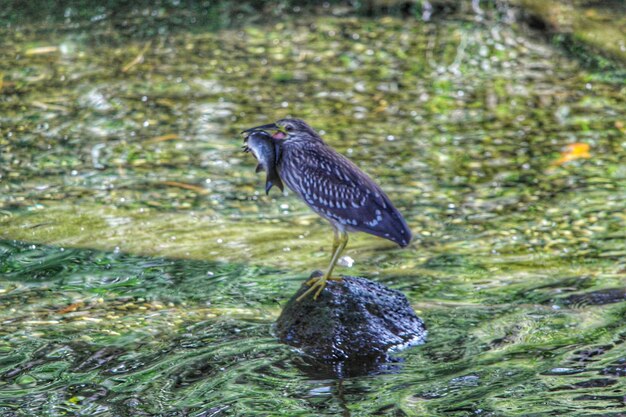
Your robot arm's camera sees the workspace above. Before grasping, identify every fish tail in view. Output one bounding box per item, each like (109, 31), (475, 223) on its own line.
(265, 168), (284, 195)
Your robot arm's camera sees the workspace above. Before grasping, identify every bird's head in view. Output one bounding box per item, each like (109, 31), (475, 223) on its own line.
(242, 118), (321, 142)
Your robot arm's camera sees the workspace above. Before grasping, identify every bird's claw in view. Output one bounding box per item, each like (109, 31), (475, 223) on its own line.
(296, 279), (325, 301)
(304, 275), (341, 286)
(297, 275), (342, 301)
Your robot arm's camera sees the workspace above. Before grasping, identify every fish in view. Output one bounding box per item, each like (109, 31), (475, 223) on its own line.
(243, 130), (284, 195)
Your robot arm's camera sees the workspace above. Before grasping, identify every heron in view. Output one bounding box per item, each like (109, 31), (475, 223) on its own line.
(243, 118), (411, 301)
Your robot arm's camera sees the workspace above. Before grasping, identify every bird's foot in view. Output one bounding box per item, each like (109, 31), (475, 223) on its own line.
(304, 275), (342, 286)
(297, 275), (342, 301)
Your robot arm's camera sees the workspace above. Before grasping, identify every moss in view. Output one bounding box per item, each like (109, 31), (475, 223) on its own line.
(515, 0), (626, 70)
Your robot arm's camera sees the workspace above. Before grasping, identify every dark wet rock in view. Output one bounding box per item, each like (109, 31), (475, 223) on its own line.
(601, 365), (626, 377)
(561, 288), (626, 307)
(550, 378), (618, 391)
(601, 358), (626, 377)
(568, 345), (613, 364)
(276, 272), (426, 374)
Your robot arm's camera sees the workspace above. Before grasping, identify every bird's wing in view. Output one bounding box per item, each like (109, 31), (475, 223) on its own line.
(285, 144), (412, 247)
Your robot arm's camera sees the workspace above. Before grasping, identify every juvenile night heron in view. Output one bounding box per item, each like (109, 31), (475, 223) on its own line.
(243, 118), (412, 300)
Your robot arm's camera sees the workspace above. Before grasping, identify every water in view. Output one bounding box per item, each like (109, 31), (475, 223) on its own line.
(1, 2), (625, 416)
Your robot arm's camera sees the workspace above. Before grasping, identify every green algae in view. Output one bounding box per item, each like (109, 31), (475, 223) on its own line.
(515, 0), (626, 68)
(0, 2), (625, 416)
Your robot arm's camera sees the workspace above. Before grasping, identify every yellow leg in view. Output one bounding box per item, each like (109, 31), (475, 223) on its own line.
(330, 229), (339, 255)
(297, 231), (349, 301)
(304, 229), (341, 286)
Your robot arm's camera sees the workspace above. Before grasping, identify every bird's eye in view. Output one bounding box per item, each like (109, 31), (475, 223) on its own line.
(285, 125), (293, 132)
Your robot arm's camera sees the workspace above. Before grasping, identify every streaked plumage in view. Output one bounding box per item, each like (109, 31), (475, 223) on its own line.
(242, 118), (412, 300)
(278, 130), (411, 247)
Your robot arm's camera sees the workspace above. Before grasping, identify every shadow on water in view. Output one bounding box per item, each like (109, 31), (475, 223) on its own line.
(0, 240), (624, 416)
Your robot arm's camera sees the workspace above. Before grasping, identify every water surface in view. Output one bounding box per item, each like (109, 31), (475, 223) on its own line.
(1, 3), (625, 416)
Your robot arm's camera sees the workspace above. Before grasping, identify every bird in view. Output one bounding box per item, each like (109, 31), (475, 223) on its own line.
(242, 118), (412, 301)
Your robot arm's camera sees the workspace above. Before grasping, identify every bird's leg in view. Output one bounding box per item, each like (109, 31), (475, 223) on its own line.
(330, 228), (340, 257)
(304, 229), (341, 286)
(321, 230), (347, 283)
(298, 231), (348, 301)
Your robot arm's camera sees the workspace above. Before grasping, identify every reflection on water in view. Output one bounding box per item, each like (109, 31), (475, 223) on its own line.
(1, 1), (625, 416)
(1, 239), (624, 415)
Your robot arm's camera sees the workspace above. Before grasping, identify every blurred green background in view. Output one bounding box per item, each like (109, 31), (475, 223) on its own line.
(0, 1), (625, 416)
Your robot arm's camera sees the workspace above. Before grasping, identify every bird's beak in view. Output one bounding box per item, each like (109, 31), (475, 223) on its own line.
(241, 123), (279, 134)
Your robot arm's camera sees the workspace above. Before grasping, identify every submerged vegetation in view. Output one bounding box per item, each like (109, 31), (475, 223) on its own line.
(0, 1), (625, 415)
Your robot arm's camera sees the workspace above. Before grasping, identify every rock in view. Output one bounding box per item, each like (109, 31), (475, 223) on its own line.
(275, 272), (426, 375)
(560, 287), (626, 307)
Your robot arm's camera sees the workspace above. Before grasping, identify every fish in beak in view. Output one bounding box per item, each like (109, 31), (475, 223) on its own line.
(242, 130), (284, 195)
